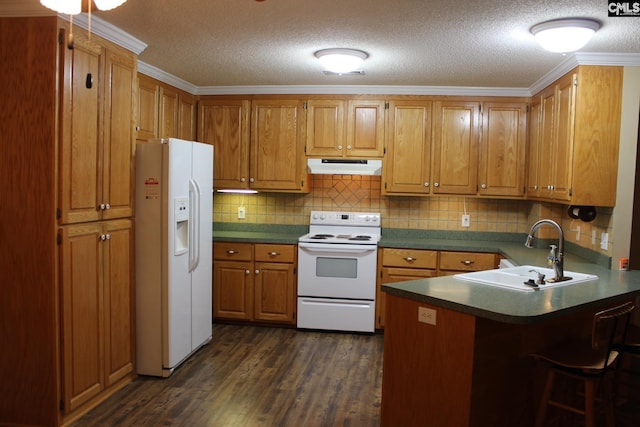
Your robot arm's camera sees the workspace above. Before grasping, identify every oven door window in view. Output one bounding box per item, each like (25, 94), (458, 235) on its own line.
(316, 257), (357, 279)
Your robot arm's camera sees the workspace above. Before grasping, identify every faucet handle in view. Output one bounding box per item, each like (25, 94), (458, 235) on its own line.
(529, 269), (546, 285)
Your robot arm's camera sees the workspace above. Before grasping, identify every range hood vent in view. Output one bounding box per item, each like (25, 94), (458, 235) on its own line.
(307, 158), (382, 176)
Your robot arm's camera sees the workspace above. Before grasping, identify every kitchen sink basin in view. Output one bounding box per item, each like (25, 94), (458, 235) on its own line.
(453, 265), (598, 292)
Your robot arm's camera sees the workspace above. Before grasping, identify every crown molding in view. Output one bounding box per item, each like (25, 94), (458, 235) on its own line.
(138, 61), (198, 94)
(528, 52), (640, 95)
(63, 13), (147, 55)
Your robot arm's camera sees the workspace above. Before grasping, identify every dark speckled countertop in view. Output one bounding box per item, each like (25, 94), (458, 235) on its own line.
(213, 224), (640, 324)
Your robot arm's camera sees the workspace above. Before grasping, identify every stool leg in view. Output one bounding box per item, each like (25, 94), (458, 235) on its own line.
(584, 378), (595, 427)
(536, 368), (556, 427)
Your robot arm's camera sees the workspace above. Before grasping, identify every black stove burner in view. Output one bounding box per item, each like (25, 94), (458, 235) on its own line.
(309, 234), (335, 240)
(349, 235), (372, 241)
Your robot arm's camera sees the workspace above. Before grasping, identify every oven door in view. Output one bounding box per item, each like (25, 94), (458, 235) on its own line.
(297, 242), (377, 300)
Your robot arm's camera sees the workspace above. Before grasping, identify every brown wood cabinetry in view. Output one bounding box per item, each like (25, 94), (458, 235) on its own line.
(0, 17), (137, 426)
(305, 98), (385, 158)
(438, 251), (499, 276)
(59, 219), (134, 415)
(198, 98), (251, 189)
(213, 242), (297, 325)
(198, 97), (309, 192)
(383, 100), (433, 195)
(432, 100), (481, 195)
(527, 66), (623, 206)
(136, 74), (196, 142)
(377, 248), (438, 329)
(479, 102), (527, 197)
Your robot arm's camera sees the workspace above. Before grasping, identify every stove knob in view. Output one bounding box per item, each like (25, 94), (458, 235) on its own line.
(312, 213), (318, 220)
(364, 216), (371, 221)
(319, 213), (326, 220)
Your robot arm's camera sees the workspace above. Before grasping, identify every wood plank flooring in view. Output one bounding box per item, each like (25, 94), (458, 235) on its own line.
(71, 324), (384, 426)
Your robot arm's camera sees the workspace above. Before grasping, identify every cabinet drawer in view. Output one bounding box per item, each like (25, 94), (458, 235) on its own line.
(382, 248), (438, 269)
(213, 242), (252, 261)
(439, 251), (498, 272)
(254, 244), (295, 263)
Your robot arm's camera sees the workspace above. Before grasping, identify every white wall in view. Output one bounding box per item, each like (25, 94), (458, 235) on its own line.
(612, 67), (640, 269)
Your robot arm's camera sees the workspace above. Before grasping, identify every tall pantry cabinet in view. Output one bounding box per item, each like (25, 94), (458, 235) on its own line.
(0, 16), (136, 427)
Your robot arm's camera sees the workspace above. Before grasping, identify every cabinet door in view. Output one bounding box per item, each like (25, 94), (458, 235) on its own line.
(178, 92), (196, 140)
(60, 223), (104, 413)
(383, 100), (433, 195)
(59, 34), (103, 224)
(213, 260), (253, 320)
(305, 99), (345, 157)
(527, 96), (542, 198)
(136, 75), (158, 140)
(254, 262), (296, 324)
(198, 99), (250, 189)
(479, 102), (527, 197)
(251, 99), (307, 191)
(538, 87), (556, 200)
(432, 101), (480, 194)
(551, 73), (575, 201)
(346, 99), (385, 157)
(101, 47), (136, 220)
(159, 86), (179, 138)
(102, 219), (134, 387)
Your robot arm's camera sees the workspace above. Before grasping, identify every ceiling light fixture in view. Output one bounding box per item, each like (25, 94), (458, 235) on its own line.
(315, 48), (368, 74)
(530, 18), (600, 53)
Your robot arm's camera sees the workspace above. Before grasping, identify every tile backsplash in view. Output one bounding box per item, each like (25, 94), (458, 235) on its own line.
(213, 175), (614, 256)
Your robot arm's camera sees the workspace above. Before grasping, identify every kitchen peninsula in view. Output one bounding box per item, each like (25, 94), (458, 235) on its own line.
(379, 246), (640, 427)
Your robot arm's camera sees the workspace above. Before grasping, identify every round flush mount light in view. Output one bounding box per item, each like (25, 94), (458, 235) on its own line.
(530, 18), (600, 53)
(315, 48), (368, 74)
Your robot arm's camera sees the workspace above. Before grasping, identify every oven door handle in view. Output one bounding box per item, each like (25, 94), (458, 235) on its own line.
(298, 242), (377, 254)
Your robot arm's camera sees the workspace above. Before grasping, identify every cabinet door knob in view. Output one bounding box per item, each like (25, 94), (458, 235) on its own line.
(434, 182), (439, 187)
(249, 178), (255, 183)
(481, 184), (487, 189)
(424, 182), (429, 187)
(240, 178), (246, 183)
(135, 125), (141, 131)
(245, 269), (250, 275)
(346, 145), (352, 150)
(255, 269), (259, 275)
(337, 145), (343, 150)
(99, 204), (106, 210)
(105, 203), (110, 209)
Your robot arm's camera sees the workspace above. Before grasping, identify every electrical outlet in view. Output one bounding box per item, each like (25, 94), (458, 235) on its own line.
(418, 307), (436, 325)
(461, 214), (470, 228)
(575, 225), (580, 242)
(237, 206), (246, 219)
(601, 232), (609, 250)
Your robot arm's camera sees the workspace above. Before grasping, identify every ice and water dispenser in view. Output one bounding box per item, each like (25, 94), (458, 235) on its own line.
(174, 197), (189, 255)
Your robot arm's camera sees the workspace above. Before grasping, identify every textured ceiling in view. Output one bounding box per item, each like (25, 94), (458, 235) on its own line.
(9, 0), (640, 91)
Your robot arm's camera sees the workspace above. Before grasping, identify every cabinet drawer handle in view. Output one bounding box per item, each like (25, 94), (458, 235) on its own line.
(403, 257), (416, 262)
(461, 260), (474, 266)
(268, 251), (280, 257)
(226, 250), (237, 255)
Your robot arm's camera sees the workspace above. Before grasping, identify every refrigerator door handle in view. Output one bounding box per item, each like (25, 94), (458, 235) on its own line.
(188, 178), (201, 273)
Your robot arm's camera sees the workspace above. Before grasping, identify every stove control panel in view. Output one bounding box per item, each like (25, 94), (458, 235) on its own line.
(310, 211), (380, 226)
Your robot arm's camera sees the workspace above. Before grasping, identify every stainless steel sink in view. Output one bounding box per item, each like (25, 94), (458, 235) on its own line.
(453, 265), (598, 292)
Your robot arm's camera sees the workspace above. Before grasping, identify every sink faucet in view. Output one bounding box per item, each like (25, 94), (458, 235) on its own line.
(525, 219), (565, 282)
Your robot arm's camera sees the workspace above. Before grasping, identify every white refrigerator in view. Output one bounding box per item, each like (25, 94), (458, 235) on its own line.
(135, 138), (213, 377)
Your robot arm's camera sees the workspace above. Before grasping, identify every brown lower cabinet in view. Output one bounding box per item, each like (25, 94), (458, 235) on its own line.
(376, 248), (499, 329)
(213, 242), (297, 325)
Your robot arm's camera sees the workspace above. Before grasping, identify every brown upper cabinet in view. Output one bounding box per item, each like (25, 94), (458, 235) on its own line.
(59, 32), (136, 224)
(432, 100), (481, 195)
(305, 98), (385, 158)
(479, 102), (528, 197)
(136, 74), (196, 142)
(527, 66), (622, 207)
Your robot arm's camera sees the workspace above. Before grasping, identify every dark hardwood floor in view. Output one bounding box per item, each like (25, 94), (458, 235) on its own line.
(72, 324), (384, 427)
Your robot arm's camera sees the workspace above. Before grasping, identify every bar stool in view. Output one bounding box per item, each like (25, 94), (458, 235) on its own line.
(532, 300), (635, 427)
(614, 323), (640, 425)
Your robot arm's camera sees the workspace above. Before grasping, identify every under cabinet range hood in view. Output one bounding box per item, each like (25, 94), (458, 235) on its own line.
(307, 158), (382, 175)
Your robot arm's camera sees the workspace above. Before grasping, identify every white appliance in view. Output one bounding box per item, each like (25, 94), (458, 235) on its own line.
(135, 138), (213, 377)
(297, 211), (381, 333)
